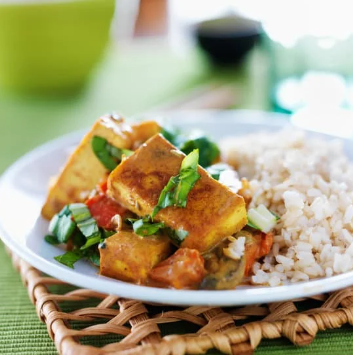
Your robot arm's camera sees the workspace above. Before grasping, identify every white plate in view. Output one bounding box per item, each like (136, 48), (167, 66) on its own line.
(1, 110), (353, 306)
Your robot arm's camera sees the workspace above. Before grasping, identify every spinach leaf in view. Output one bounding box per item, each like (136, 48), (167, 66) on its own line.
(44, 235), (60, 245)
(54, 250), (83, 269)
(161, 127), (184, 147)
(91, 135), (133, 171)
(80, 235), (101, 250)
(89, 252), (100, 267)
(161, 126), (220, 168)
(71, 230), (86, 248)
(179, 136), (220, 168)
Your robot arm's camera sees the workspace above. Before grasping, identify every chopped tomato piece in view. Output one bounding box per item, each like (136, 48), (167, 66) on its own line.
(86, 194), (127, 229)
(149, 248), (206, 289)
(244, 232), (273, 276)
(244, 236), (260, 277)
(96, 173), (109, 193)
(259, 232), (273, 257)
(99, 180), (108, 193)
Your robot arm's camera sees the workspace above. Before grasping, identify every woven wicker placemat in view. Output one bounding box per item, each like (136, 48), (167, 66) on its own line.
(8, 249), (353, 355)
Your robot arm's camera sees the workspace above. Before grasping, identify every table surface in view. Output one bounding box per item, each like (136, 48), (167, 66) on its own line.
(1, 41), (353, 355)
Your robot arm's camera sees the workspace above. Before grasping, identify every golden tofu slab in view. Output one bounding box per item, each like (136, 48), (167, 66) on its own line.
(41, 115), (160, 219)
(100, 231), (171, 283)
(108, 134), (247, 253)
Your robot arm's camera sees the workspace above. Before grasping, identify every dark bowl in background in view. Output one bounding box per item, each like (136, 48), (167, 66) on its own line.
(195, 16), (262, 66)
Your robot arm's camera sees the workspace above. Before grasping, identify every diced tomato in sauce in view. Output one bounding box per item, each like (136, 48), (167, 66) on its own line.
(99, 180), (108, 193)
(149, 248), (206, 289)
(244, 232), (273, 276)
(259, 232), (273, 257)
(86, 194), (127, 229)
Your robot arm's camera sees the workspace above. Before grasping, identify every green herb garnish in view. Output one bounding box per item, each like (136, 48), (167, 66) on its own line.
(71, 230), (86, 248)
(81, 228), (115, 249)
(89, 251), (100, 267)
(206, 163), (233, 180)
(48, 206), (76, 243)
(80, 235), (102, 250)
(161, 126), (184, 147)
(56, 215), (76, 243)
(126, 216), (165, 236)
(179, 136), (220, 168)
(69, 203), (100, 239)
(247, 205), (280, 233)
(54, 250), (83, 269)
(271, 211), (281, 221)
(166, 228), (189, 246)
(91, 135), (133, 171)
(152, 149), (201, 218)
(44, 235), (60, 245)
(161, 127), (220, 168)
(247, 220), (261, 231)
(46, 203), (118, 269)
(101, 229), (116, 239)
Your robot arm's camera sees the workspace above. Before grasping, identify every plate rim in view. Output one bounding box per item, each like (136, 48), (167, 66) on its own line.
(2, 109), (353, 306)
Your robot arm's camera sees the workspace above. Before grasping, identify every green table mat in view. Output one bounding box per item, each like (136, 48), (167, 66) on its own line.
(1, 42), (353, 354)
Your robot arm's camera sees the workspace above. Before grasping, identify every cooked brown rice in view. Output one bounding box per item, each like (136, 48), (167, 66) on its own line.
(221, 129), (353, 286)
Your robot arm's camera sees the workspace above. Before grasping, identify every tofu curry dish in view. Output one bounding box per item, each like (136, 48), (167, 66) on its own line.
(42, 114), (278, 290)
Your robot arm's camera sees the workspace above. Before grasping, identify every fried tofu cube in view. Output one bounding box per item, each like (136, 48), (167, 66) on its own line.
(108, 134), (247, 253)
(130, 120), (162, 149)
(99, 231), (171, 283)
(41, 115), (160, 219)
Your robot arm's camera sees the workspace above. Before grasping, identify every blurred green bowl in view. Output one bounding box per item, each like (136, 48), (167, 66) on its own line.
(0, 0), (115, 93)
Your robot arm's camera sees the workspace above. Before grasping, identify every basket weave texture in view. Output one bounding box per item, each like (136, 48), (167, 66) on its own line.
(10, 250), (353, 355)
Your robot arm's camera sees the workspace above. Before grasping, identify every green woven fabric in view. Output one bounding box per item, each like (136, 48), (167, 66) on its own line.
(0, 243), (57, 355)
(1, 42), (353, 354)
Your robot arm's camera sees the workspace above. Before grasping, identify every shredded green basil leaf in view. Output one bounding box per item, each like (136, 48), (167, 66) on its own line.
(80, 235), (102, 250)
(48, 203), (117, 268)
(48, 206), (76, 243)
(126, 217), (189, 243)
(71, 231), (86, 248)
(126, 216), (165, 236)
(44, 235), (60, 245)
(206, 163), (233, 180)
(69, 203), (100, 239)
(68, 203), (90, 221)
(54, 250), (83, 269)
(89, 251), (100, 267)
(152, 149), (201, 219)
(166, 228), (189, 246)
(56, 215), (76, 243)
(102, 229), (116, 239)
(59, 205), (71, 217)
(91, 135), (133, 171)
(48, 214), (59, 234)
(80, 228), (115, 250)
(133, 219), (165, 236)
